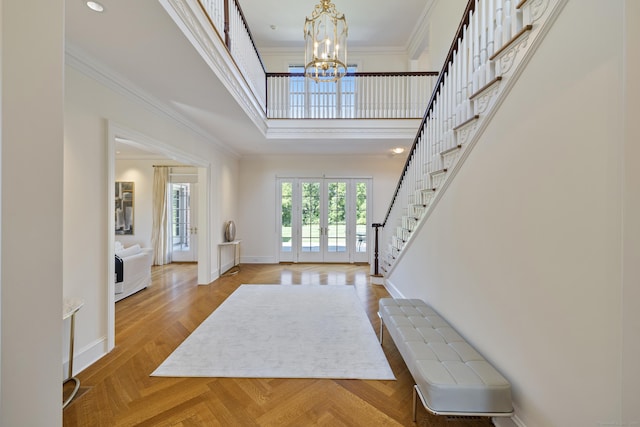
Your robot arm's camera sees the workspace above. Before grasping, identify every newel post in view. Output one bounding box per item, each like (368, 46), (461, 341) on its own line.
(372, 223), (382, 277)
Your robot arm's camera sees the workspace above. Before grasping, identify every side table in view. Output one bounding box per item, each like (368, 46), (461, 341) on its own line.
(218, 240), (241, 276)
(63, 297), (84, 408)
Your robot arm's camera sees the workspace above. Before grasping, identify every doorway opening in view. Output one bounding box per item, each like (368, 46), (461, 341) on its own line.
(107, 122), (211, 352)
(170, 176), (198, 263)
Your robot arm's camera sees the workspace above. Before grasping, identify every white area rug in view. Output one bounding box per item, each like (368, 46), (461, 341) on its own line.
(152, 284), (395, 380)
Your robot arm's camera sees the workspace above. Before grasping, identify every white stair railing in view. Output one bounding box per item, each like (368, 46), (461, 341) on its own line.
(376, 0), (567, 276)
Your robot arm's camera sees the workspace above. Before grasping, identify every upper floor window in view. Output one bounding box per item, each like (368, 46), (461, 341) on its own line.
(288, 65), (357, 119)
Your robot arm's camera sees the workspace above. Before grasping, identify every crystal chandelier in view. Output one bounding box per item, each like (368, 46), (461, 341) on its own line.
(304, 0), (348, 83)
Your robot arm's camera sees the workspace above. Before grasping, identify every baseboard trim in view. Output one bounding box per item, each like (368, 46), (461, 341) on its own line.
(493, 406), (526, 427)
(370, 275), (385, 285)
(239, 256), (276, 264)
(63, 336), (108, 378)
(382, 278), (406, 299)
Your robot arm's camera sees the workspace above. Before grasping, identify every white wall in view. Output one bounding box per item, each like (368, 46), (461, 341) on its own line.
(64, 64), (240, 374)
(1, 1), (64, 426)
(622, 0), (640, 423)
(422, 0), (468, 71)
(388, 1), (633, 426)
(260, 49), (417, 73)
(237, 154), (405, 263)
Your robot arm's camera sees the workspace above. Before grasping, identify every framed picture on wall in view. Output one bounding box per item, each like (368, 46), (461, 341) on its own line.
(115, 181), (134, 235)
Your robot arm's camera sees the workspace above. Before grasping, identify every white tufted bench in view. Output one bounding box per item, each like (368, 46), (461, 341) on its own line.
(378, 298), (513, 420)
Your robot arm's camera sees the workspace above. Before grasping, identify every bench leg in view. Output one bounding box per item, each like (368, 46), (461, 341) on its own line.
(378, 313), (384, 344)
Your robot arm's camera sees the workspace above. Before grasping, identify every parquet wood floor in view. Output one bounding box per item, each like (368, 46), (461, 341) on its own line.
(63, 263), (493, 427)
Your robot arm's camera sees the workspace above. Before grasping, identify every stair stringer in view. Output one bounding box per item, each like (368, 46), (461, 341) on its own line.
(383, 0), (569, 280)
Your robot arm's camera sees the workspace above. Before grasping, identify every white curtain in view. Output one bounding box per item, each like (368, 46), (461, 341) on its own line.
(151, 166), (171, 265)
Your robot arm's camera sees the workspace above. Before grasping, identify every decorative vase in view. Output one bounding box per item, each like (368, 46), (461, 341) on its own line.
(224, 220), (236, 242)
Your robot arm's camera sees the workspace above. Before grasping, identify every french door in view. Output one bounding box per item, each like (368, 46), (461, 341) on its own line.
(170, 182), (198, 262)
(278, 178), (370, 263)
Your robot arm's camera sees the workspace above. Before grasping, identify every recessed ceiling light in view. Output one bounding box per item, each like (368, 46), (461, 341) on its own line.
(391, 147), (405, 154)
(86, 1), (105, 12)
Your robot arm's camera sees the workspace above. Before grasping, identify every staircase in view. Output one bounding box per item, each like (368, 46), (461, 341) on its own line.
(378, 0), (568, 277)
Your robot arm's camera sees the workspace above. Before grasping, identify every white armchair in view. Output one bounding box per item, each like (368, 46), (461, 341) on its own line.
(114, 242), (153, 302)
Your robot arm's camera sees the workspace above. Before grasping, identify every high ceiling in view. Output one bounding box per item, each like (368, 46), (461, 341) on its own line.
(239, 0), (431, 51)
(65, 0), (435, 158)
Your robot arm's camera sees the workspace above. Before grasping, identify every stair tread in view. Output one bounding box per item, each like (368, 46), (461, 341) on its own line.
(470, 76), (503, 100)
(441, 144), (462, 156)
(453, 115), (480, 132)
(430, 168), (448, 176)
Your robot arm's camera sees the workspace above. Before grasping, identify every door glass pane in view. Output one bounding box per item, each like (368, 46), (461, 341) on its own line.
(281, 182), (292, 252)
(301, 182), (320, 252)
(356, 182), (367, 253)
(171, 183), (191, 251)
(327, 182), (346, 253)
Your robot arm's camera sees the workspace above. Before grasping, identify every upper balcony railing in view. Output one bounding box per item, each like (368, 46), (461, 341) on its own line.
(266, 72), (438, 119)
(197, 0), (438, 120)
